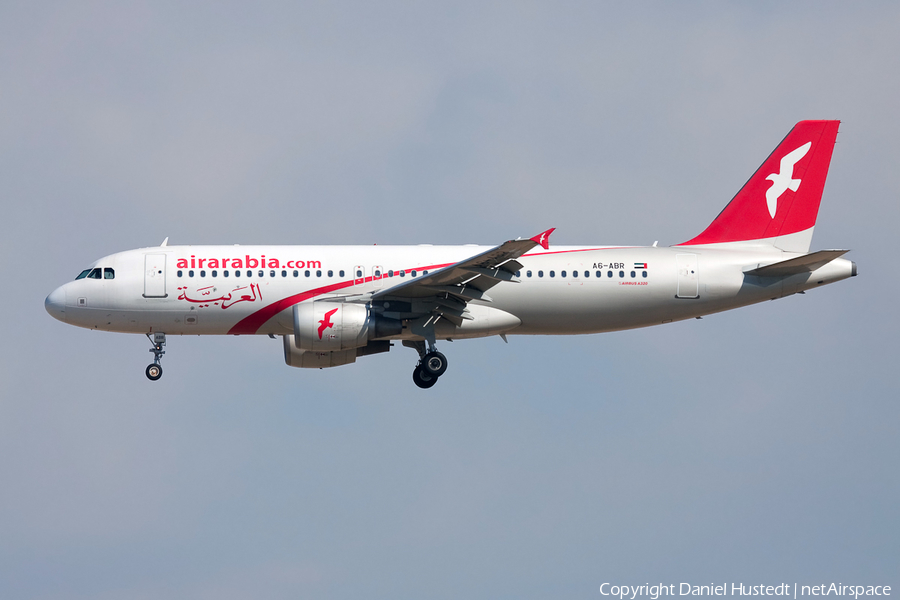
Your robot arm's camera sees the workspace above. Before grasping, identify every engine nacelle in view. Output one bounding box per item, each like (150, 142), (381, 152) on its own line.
(282, 335), (391, 369)
(283, 335), (358, 368)
(293, 301), (370, 352)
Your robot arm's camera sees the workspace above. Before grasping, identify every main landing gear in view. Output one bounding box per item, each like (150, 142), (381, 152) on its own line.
(146, 332), (166, 381)
(405, 341), (448, 389)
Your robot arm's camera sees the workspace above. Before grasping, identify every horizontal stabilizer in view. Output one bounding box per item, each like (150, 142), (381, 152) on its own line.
(743, 249), (849, 277)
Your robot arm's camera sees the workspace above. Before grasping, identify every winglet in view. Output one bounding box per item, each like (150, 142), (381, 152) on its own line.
(530, 228), (555, 250)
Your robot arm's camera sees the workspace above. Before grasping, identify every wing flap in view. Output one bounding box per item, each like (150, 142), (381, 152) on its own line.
(460, 267), (520, 282)
(421, 285), (492, 302)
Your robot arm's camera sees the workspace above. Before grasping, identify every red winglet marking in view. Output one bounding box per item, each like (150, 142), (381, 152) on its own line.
(530, 227), (555, 250)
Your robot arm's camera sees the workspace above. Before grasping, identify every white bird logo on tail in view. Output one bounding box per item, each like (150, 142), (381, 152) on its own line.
(765, 142), (811, 218)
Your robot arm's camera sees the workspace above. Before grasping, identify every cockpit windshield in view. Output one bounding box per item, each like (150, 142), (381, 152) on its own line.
(76, 268), (109, 280)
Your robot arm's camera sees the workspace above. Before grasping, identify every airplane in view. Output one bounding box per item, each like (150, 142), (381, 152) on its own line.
(45, 120), (855, 388)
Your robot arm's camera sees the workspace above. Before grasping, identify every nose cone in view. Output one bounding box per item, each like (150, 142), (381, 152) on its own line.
(45, 286), (66, 323)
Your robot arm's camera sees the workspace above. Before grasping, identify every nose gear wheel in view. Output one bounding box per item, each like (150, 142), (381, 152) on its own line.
(145, 332), (166, 381)
(146, 364), (162, 380)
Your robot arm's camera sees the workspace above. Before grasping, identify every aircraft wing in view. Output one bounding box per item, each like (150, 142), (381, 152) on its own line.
(368, 228), (554, 326)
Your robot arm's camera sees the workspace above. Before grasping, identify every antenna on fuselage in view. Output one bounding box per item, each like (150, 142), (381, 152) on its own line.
(160, 237), (169, 247)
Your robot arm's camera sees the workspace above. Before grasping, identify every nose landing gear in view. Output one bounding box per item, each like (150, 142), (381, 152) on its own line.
(146, 332), (166, 381)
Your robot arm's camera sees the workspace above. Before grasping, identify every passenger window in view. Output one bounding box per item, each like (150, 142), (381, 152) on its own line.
(177, 270), (183, 278)
(305, 270), (310, 277)
(234, 270), (240, 277)
(584, 271), (589, 278)
(538, 270), (544, 278)
(388, 270), (394, 277)
(550, 270), (555, 278)
(642, 271), (648, 278)
(356, 269), (362, 277)
(619, 271), (624, 278)
(76, 269), (91, 280)
(211, 270), (217, 277)
(327, 270), (333, 277)
(399, 270), (405, 277)
(293, 270), (298, 277)
(375, 269), (382, 277)
(282, 270), (287, 277)
(339, 270), (345, 277)
(269, 270), (275, 277)
(316, 270), (322, 277)
(259, 270), (264, 277)
(630, 271), (635, 278)
(200, 270), (206, 277)
(423, 270), (428, 276)
(246, 270), (251, 277)
(516, 271), (521, 277)
(104, 268), (115, 279)
(607, 271), (613, 278)
(189, 270), (195, 277)
(224, 270), (229, 277)
(411, 270), (417, 277)
(561, 271), (566, 278)
(88, 268), (102, 279)
(527, 270), (532, 277)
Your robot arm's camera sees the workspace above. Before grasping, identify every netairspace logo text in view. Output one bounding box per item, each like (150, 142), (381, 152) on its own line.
(599, 584), (891, 600)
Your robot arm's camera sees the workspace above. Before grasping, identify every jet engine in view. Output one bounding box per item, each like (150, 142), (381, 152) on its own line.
(283, 301), (401, 369)
(293, 301), (370, 352)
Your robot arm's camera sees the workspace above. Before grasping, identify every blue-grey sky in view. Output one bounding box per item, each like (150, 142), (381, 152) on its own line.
(2, 2), (898, 598)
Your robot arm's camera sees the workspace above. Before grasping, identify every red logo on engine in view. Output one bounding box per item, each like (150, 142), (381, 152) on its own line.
(317, 308), (338, 339)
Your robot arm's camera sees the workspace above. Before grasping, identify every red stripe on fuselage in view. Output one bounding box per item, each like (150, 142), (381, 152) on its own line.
(228, 246), (625, 335)
(228, 246), (627, 335)
(228, 280), (356, 334)
(227, 262), (453, 335)
(523, 247), (625, 257)
(228, 248), (614, 335)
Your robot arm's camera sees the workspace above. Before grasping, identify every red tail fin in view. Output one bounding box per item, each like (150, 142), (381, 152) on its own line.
(679, 120), (840, 251)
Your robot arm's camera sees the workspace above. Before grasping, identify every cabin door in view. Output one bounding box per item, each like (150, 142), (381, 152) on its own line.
(144, 253), (168, 298)
(675, 254), (699, 299)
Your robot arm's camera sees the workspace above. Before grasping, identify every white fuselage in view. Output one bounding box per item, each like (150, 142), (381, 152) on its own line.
(43, 120), (853, 386)
(44, 243), (855, 339)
